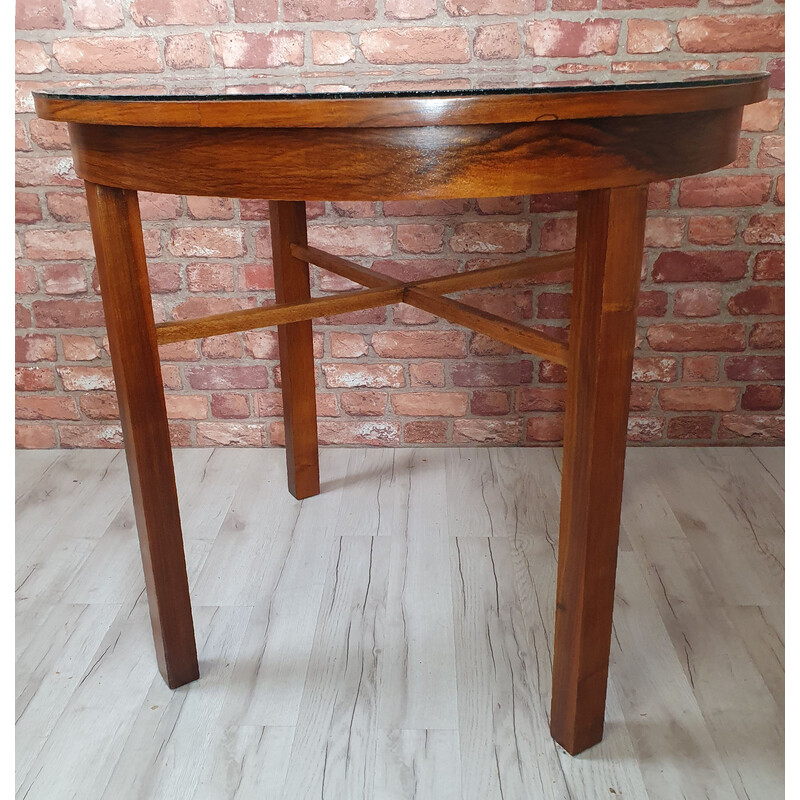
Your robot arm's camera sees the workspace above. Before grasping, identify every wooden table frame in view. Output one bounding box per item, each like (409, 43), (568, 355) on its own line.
(35, 74), (768, 756)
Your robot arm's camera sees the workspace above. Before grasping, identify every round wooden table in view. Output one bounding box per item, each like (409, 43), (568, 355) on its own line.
(34, 69), (768, 756)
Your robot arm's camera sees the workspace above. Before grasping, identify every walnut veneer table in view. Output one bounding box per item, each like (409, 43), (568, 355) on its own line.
(34, 70), (768, 756)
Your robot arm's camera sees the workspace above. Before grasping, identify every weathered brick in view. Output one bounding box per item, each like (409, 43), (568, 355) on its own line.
(28, 119), (69, 151)
(340, 390), (386, 416)
(383, 199), (469, 216)
(16, 266), (38, 294)
(372, 330), (466, 359)
(62, 335), (102, 361)
(471, 390), (510, 416)
(16, 156), (80, 187)
(169, 227), (244, 258)
(16, 367), (56, 391)
(164, 33), (211, 69)
(627, 19), (671, 54)
(16, 0), (65, 29)
(197, 422), (265, 447)
(33, 299), (104, 328)
(233, 0), (278, 21)
(526, 19), (621, 57)
(308, 225), (393, 256)
(16, 424), (56, 449)
(725, 356), (783, 381)
(638, 291), (668, 318)
(741, 384), (783, 411)
(212, 31), (304, 68)
(749, 322), (783, 350)
(16, 395), (78, 421)
(652, 251), (748, 282)
(719, 414), (784, 441)
(201, 333), (243, 359)
(46, 192), (89, 222)
(451, 361), (533, 387)
(313, 420), (400, 446)
(683, 355), (719, 383)
(330, 332), (368, 358)
(311, 30), (356, 65)
(16, 334), (57, 363)
(742, 100), (783, 132)
(404, 420), (447, 443)
(15, 192), (41, 224)
(186, 366), (269, 390)
(676, 15), (784, 53)
(41, 263), (87, 295)
(525, 416), (564, 443)
(187, 196), (234, 220)
(53, 37), (163, 73)
(678, 175), (770, 207)
(79, 393), (118, 419)
(359, 27), (470, 64)
(131, 0), (227, 26)
(627, 417), (664, 443)
(516, 387), (565, 412)
(15, 40), (50, 73)
(455, 419), (522, 444)
(476, 197), (523, 215)
(753, 251), (783, 282)
(632, 357), (678, 383)
(647, 323), (746, 352)
(391, 391), (468, 417)
(645, 217), (684, 248)
(322, 363), (404, 388)
(687, 215), (737, 246)
(743, 214), (784, 245)
(58, 366), (115, 391)
(728, 286), (784, 316)
(451, 222), (529, 254)
(757, 135), (784, 168)
(397, 224), (444, 254)
(667, 416), (714, 440)
(239, 263), (274, 291)
(474, 23), (522, 60)
(286, 0), (375, 21)
(674, 286), (721, 318)
(409, 362), (445, 387)
(659, 386), (738, 411)
(69, 0), (124, 29)
(186, 262), (235, 292)
(210, 393), (248, 419)
(539, 217), (576, 252)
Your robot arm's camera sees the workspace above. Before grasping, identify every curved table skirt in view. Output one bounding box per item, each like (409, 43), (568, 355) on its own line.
(69, 106), (742, 201)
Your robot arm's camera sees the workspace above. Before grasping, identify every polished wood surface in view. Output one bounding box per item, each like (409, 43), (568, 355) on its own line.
(32, 72), (769, 756)
(84, 182), (198, 689)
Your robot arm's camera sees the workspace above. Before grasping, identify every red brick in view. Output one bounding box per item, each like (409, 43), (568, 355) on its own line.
(767, 57), (784, 90)
(16, 334), (56, 363)
(53, 37), (163, 73)
(46, 192), (89, 222)
(332, 202), (377, 219)
(525, 416), (564, 443)
(667, 416), (714, 440)
(678, 175), (770, 207)
(531, 193), (578, 213)
(201, 334), (243, 359)
(130, 0), (227, 25)
(471, 390), (510, 416)
(526, 19), (620, 57)
(58, 366), (115, 391)
(212, 31), (304, 68)
(41, 263), (87, 295)
(741, 384), (783, 412)
(16, 367), (56, 391)
(476, 197), (523, 215)
(197, 422), (265, 447)
(210, 393), (249, 419)
(638, 291), (668, 317)
(15, 40), (50, 72)
(286, 0), (374, 21)
(186, 262), (235, 292)
(647, 323), (746, 352)
(393, 304), (438, 326)
(728, 286), (784, 316)
(341, 391), (386, 416)
(757, 135), (784, 168)
(742, 100), (783, 132)
(16, 424), (56, 449)
(70, 0), (123, 29)
(169, 227), (244, 258)
(79, 393), (119, 419)
(676, 15), (784, 52)
(474, 23), (522, 60)
(15, 192), (41, 224)
(451, 222), (529, 254)
(15, 120), (31, 151)
(749, 322), (783, 350)
(16, 0), (65, 29)
(539, 217), (576, 252)
(392, 391), (467, 417)
(359, 27), (470, 64)
(632, 357), (678, 383)
(310, 30), (355, 64)
(239, 263), (274, 291)
(687, 215), (737, 246)
(674, 286), (721, 318)
(307, 225), (393, 256)
(404, 420), (447, 443)
(659, 386), (738, 411)
(455, 419), (522, 444)
(516, 387), (565, 412)
(539, 361), (567, 383)
(330, 332), (368, 358)
(602, 0), (697, 6)
(652, 251), (748, 282)
(753, 251), (783, 281)
(719, 414), (784, 441)
(627, 417), (664, 442)
(16, 156), (80, 187)
(451, 361), (533, 387)
(373, 258), (457, 283)
(371, 330), (466, 358)
(725, 356), (783, 381)
(186, 366), (268, 390)
(166, 394), (208, 420)
(627, 19), (671, 53)
(165, 33), (211, 69)
(397, 224), (444, 254)
(743, 214), (784, 245)
(683, 355), (719, 382)
(630, 385), (656, 411)
(310, 420), (400, 446)
(234, 0), (278, 21)
(185, 196), (233, 220)
(33, 300), (104, 328)
(319, 307), (386, 326)
(409, 362), (445, 387)
(147, 262), (182, 293)
(158, 340), (199, 362)
(775, 175), (785, 207)
(383, 199), (469, 216)
(62, 335), (102, 361)
(25, 229), (94, 260)
(16, 396), (79, 420)
(645, 217), (684, 248)
(16, 266), (38, 294)
(552, 0), (596, 8)
(538, 292), (571, 319)
(322, 363), (404, 388)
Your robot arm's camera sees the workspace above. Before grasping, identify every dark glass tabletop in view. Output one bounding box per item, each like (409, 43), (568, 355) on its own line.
(34, 68), (767, 103)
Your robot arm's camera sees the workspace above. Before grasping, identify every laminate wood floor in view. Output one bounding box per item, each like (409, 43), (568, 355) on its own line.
(15, 447), (784, 800)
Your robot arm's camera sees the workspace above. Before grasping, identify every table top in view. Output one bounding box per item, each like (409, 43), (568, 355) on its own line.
(33, 68), (769, 128)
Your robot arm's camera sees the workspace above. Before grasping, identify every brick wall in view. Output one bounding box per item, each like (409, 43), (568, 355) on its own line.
(15, 0), (785, 449)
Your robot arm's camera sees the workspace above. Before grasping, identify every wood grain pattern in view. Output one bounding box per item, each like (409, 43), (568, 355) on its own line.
(269, 201), (320, 501)
(85, 182), (198, 690)
(34, 78), (766, 129)
(550, 185), (649, 755)
(66, 108), (744, 200)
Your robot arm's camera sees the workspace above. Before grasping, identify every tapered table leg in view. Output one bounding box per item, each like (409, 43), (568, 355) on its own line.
(550, 185), (649, 755)
(85, 181), (199, 689)
(269, 200), (320, 500)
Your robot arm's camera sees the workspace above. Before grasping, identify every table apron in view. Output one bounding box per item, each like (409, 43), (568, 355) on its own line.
(68, 107), (743, 201)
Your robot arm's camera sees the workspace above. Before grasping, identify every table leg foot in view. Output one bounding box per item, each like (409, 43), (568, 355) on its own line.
(85, 182), (199, 689)
(550, 185), (648, 755)
(269, 200), (320, 500)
